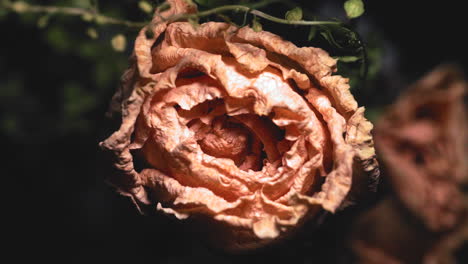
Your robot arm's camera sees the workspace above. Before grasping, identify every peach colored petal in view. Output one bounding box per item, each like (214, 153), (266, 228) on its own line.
(141, 168), (242, 213)
(135, 0), (197, 79)
(101, 1), (379, 249)
(232, 26), (336, 79)
(345, 107), (380, 203)
(225, 41), (270, 73)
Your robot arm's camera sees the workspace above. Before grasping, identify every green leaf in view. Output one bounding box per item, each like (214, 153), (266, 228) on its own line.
(86, 27), (98, 39)
(37, 15), (50, 29)
(46, 26), (72, 53)
(344, 0), (364, 19)
(95, 15), (107, 25)
(81, 13), (94, 22)
(138, 1), (153, 14)
(336, 56), (360, 63)
(111, 34), (126, 52)
(308, 26), (317, 41)
(285, 7), (302, 22)
(319, 25), (361, 51)
(320, 30), (341, 49)
(252, 17), (262, 32)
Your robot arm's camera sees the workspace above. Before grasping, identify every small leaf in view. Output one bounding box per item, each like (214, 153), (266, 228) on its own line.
(81, 13), (94, 22)
(95, 15), (106, 24)
(138, 1), (153, 14)
(307, 26), (317, 41)
(344, 0), (364, 19)
(37, 15), (50, 29)
(86, 27), (98, 39)
(320, 30), (342, 49)
(336, 56), (360, 63)
(285, 7), (302, 22)
(319, 25), (361, 51)
(157, 2), (171, 12)
(252, 17), (262, 32)
(111, 34), (126, 52)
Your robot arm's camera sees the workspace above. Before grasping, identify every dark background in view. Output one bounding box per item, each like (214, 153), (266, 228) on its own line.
(2, 0), (467, 262)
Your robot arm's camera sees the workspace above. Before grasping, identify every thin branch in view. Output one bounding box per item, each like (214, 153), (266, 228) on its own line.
(3, 1), (341, 30)
(3, 0), (344, 44)
(154, 4), (341, 27)
(2, 1), (146, 28)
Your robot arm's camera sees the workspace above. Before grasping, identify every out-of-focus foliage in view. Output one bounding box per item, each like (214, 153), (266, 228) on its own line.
(111, 34), (127, 51)
(138, 0), (153, 14)
(0, 0), (377, 140)
(344, 0), (364, 19)
(285, 6), (303, 21)
(0, 0), (137, 140)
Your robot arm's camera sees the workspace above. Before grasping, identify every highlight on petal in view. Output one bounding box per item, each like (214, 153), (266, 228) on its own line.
(100, 0), (379, 249)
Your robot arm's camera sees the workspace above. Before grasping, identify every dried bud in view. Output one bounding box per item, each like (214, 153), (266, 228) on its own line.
(285, 7), (303, 22)
(111, 34), (126, 52)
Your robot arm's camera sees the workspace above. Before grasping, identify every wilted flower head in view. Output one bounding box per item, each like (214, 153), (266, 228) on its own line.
(352, 65), (468, 263)
(375, 65), (468, 231)
(100, 0), (378, 249)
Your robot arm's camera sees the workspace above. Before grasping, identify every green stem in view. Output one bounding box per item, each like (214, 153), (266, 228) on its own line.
(3, 1), (146, 28)
(157, 4), (341, 27)
(3, 1), (342, 32)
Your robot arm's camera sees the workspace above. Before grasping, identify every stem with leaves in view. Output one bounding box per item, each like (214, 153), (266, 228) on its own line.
(1, 0), (366, 80)
(152, 4), (341, 28)
(1, 0), (146, 28)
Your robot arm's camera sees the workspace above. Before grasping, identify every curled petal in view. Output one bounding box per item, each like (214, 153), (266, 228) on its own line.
(101, 1), (379, 249)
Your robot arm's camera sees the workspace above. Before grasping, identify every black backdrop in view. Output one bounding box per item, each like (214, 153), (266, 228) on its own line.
(2, 0), (467, 262)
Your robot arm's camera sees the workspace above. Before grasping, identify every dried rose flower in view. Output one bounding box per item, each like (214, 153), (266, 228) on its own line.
(351, 65), (468, 263)
(375, 65), (468, 232)
(100, 0), (378, 249)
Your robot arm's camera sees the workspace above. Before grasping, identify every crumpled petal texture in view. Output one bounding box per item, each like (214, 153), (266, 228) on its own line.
(100, 0), (378, 249)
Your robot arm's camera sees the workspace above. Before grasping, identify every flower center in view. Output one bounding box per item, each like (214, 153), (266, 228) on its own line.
(188, 114), (266, 171)
(198, 116), (250, 161)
